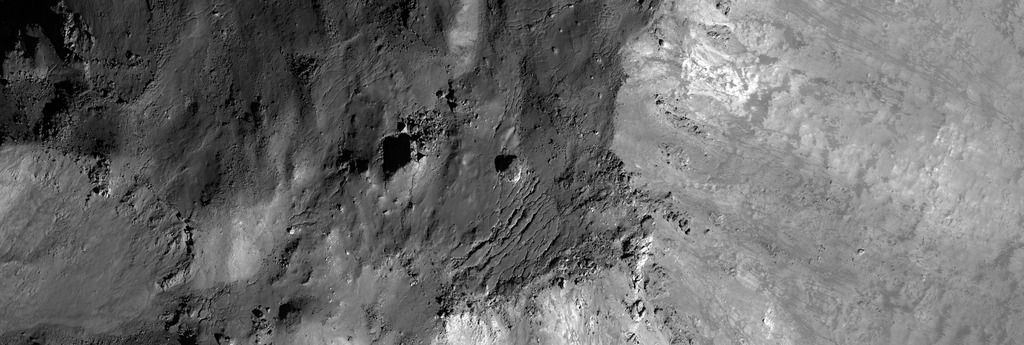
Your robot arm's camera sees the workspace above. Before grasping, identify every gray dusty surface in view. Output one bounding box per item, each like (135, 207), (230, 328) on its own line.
(1, 0), (1022, 344)
(613, 0), (1024, 344)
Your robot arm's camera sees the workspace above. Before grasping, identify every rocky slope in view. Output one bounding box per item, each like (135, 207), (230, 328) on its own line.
(0, 0), (657, 343)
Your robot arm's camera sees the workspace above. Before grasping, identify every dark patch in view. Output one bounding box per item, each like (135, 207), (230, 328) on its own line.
(494, 154), (517, 172)
(276, 298), (308, 332)
(381, 133), (413, 178)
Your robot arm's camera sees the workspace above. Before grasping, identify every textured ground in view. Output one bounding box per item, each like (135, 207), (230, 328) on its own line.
(0, 0), (658, 343)
(613, 0), (1024, 343)
(1, 0), (1023, 344)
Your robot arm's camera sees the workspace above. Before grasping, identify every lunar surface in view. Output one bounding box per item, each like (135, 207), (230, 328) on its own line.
(1, 0), (1022, 344)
